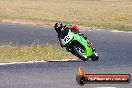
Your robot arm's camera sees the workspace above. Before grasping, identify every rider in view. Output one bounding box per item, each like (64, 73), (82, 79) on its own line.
(54, 22), (95, 50)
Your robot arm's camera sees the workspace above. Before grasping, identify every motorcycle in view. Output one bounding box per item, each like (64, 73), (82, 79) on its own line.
(59, 28), (99, 61)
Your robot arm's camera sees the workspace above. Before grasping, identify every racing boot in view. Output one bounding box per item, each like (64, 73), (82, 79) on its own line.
(84, 37), (95, 51)
(87, 40), (95, 51)
(81, 34), (95, 51)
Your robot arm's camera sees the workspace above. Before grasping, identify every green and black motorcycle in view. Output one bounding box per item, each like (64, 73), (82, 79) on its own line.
(59, 28), (99, 61)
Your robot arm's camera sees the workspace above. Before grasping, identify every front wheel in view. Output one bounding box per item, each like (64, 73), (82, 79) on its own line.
(90, 51), (99, 61)
(72, 44), (88, 61)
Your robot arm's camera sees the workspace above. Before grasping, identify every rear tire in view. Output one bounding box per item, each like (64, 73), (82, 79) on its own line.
(72, 44), (88, 61)
(90, 51), (99, 61)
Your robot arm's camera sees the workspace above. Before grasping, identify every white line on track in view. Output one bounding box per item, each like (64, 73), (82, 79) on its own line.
(81, 29), (132, 33)
(95, 87), (116, 88)
(80, 29), (104, 32)
(111, 30), (124, 32)
(111, 30), (132, 33)
(48, 59), (79, 62)
(0, 59), (78, 65)
(127, 31), (132, 33)
(80, 29), (94, 31)
(0, 60), (47, 65)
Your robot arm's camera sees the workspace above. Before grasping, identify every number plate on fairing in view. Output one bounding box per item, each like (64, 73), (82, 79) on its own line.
(60, 32), (73, 45)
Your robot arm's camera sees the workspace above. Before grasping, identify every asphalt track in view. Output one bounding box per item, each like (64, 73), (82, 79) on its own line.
(0, 23), (132, 88)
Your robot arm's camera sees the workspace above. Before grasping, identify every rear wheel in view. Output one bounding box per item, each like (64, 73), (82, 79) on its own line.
(90, 51), (99, 61)
(72, 44), (88, 61)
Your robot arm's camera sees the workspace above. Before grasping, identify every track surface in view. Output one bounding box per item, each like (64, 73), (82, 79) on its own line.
(0, 23), (132, 88)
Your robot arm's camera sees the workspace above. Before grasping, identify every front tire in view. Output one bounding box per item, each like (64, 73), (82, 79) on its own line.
(72, 44), (88, 61)
(90, 51), (99, 61)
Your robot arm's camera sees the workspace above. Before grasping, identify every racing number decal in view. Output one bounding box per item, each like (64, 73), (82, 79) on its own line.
(64, 35), (70, 42)
(60, 33), (72, 45)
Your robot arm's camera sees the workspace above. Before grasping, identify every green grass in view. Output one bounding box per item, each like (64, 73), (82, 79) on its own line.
(0, 43), (75, 63)
(0, 0), (132, 31)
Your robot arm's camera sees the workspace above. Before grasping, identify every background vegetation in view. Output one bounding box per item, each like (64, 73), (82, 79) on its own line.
(0, 0), (132, 30)
(0, 43), (75, 63)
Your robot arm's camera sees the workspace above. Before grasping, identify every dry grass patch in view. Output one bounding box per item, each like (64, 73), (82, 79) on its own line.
(0, 0), (132, 30)
(0, 43), (75, 63)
